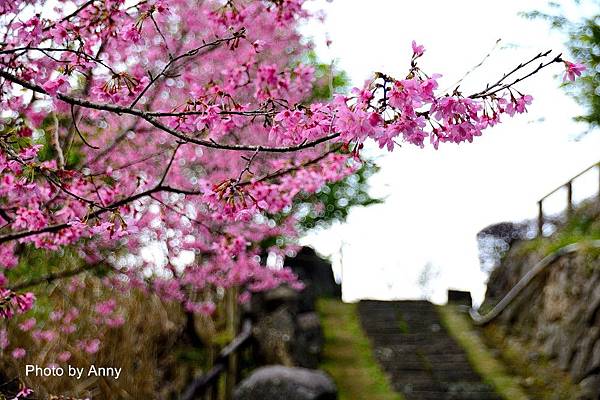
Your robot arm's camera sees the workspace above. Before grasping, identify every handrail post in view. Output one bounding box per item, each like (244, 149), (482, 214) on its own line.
(537, 200), (544, 237)
(566, 181), (573, 217)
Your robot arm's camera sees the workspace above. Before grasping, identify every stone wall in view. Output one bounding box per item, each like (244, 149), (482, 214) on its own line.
(247, 246), (339, 369)
(235, 247), (339, 399)
(483, 241), (600, 398)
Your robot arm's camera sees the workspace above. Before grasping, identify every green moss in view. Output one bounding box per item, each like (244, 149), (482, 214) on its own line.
(317, 299), (404, 400)
(396, 311), (409, 334)
(437, 305), (529, 400)
(480, 323), (582, 399)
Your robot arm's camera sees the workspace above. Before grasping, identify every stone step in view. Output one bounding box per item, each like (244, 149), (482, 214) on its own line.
(358, 300), (502, 400)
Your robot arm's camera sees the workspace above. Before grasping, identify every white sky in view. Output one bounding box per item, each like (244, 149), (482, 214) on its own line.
(299, 0), (600, 304)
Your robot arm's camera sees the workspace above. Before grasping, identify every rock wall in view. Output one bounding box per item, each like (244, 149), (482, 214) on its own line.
(235, 247), (339, 399)
(483, 241), (600, 398)
(247, 247), (338, 369)
(248, 285), (324, 369)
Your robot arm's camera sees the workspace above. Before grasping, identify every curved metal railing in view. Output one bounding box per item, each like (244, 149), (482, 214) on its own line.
(470, 240), (600, 325)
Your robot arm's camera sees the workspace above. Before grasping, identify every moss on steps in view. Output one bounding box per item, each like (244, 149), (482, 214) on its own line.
(439, 305), (582, 400)
(317, 299), (403, 400)
(437, 305), (529, 400)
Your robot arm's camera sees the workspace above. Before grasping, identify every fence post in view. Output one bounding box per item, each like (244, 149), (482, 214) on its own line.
(566, 181), (573, 217)
(537, 200), (544, 237)
(225, 288), (238, 399)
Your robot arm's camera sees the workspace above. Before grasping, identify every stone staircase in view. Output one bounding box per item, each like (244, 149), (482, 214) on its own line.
(358, 300), (501, 400)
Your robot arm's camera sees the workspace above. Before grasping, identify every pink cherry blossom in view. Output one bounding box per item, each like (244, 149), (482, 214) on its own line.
(563, 61), (586, 82)
(95, 299), (117, 316)
(185, 301), (217, 316)
(12, 386), (33, 399)
(42, 76), (70, 96)
(18, 318), (36, 332)
(57, 351), (72, 362)
(122, 24), (142, 44)
(506, 95), (533, 116)
(0, 0), (580, 358)
(412, 40), (425, 57)
(78, 338), (101, 354)
(11, 347), (26, 359)
(0, 329), (8, 349)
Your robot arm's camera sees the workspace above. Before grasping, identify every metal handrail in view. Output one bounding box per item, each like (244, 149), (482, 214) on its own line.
(537, 161), (600, 236)
(470, 240), (600, 325)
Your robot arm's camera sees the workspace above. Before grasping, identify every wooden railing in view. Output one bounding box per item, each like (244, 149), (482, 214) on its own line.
(180, 319), (253, 400)
(537, 161), (600, 236)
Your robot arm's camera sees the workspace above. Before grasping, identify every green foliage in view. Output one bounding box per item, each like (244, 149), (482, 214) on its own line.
(396, 314), (409, 334)
(299, 50), (351, 102)
(544, 210), (600, 253)
(293, 161), (382, 232)
(8, 246), (79, 285)
(6, 246), (115, 297)
(522, 1), (600, 131)
(35, 114), (85, 168)
(0, 117), (34, 157)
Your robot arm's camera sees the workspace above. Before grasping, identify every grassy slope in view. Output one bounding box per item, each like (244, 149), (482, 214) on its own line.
(317, 299), (403, 400)
(436, 305), (529, 400)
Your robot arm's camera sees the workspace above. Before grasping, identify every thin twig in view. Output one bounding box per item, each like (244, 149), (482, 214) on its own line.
(51, 114), (65, 169)
(70, 104), (99, 149)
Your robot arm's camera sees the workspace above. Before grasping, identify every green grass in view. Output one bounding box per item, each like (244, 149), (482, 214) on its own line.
(317, 299), (403, 400)
(437, 305), (529, 400)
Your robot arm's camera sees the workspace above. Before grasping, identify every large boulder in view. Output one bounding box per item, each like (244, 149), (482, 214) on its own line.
(233, 366), (337, 400)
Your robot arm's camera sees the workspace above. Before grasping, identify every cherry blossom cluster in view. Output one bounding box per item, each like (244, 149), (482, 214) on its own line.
(0, 0), (585, 382)
(0, 289), (35, 319)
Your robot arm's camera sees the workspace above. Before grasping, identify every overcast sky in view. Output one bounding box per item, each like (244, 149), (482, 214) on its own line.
(299, 0), (600, 304)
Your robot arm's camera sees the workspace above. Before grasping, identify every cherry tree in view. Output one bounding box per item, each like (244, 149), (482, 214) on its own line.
(0, 0), (585, 392)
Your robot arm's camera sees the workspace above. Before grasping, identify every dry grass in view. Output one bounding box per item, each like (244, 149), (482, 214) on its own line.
(0, 242), (250, 399)
(1, 274), (193, 399)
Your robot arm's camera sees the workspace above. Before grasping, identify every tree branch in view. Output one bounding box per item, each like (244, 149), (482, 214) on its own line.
(0, 184), (202, 244)
(0, 68), (341, 153)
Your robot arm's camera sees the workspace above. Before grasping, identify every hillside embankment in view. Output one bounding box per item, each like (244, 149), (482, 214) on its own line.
(482, 201), (600, 399)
